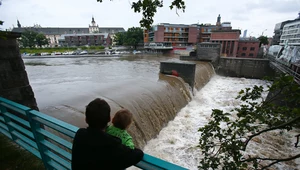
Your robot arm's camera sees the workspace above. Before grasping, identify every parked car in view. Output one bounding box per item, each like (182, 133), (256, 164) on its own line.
(41, 52), (50, 56)
(79, 50), (88, 55)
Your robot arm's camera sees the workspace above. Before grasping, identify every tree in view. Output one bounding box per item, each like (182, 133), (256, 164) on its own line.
(36, 33), (49, 47)
(113, 32), (126, 46)
(198, 75), (300, 170)
(97, 0), (185, 29)
(124, 27), (143, 49)
(258, 35), (269, 47)
(0, 0), (3, 26)
(20, 30), (48, 48)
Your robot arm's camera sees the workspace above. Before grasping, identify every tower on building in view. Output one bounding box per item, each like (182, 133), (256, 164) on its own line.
(243, 30), (247, 38)
(17, 20), (21, 28)
(216, 14), (221, 26)
(91, 16), (96, 26)
(89, 16), (99, 33)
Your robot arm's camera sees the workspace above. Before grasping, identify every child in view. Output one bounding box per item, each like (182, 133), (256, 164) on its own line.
(106, 109), (135, 149)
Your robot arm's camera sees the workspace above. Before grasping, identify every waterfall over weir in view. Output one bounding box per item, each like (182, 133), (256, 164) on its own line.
(41, 61), (214, 148)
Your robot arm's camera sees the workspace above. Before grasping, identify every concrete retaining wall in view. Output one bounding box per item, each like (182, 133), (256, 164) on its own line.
(0, 31), (39, 110)
(217, 57), (275, 78)
(160, 62), (196, 89)
(196, 43), (221, 63)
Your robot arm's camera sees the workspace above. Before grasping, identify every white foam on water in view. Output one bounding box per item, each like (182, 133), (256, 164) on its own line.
(139, 75), (299, 170)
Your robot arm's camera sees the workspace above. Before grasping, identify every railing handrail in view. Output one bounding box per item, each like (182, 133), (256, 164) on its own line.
(267, 55), (300, 84)
(0, 97), (188, 170)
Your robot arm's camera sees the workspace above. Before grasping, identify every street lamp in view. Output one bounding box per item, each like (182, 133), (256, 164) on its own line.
(249, 32), (253, 37)
(261, 29), (267, 36)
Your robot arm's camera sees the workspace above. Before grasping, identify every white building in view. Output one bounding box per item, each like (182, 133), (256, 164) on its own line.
(12, 17), (125, 47)
(279, 20), (300, 46)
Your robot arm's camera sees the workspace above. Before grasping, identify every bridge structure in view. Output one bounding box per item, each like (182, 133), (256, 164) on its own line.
(267, 55), (300, 84)
(0, 97), (188, 170)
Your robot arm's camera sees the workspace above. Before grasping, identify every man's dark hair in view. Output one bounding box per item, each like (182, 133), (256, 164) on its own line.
(85, 98), (111, 129)
(112, 109), (133, 130)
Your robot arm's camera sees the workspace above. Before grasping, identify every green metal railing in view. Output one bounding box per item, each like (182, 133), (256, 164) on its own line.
(0, 97), (187, 170)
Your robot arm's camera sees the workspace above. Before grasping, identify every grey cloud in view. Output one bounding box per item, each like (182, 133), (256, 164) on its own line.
(230, 14), (249, 21)
(246, 0), (300, 13)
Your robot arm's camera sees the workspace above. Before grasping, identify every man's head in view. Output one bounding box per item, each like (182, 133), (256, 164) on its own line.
(85, 98), (111, 129)
(112, 109), (133, 130)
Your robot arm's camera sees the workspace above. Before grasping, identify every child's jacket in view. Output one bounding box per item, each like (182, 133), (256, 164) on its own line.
(106, 125), (135, 149)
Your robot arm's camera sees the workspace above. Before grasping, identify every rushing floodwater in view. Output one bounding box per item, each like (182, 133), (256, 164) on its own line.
(23, 55), (299, 170)
(142, 75), (300, 170)
(24, 54), (175, 108)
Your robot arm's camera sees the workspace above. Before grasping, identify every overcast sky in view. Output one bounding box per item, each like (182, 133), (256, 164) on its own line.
(0, 0), (299, 37)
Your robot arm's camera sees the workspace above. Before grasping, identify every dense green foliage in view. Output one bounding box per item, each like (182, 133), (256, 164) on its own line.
(97, 0), (185, 29)
(20, 30), (49, 48)
(198, 75), (300, 169)
(113, 32), (126, 46)
(124, 27), (143, 49)
(113, 27), (143, 49)
(258, 35), (269, 47)
(35, 33), (49, 47)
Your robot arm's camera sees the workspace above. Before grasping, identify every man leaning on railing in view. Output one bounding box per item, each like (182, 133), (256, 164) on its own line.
(71, 98), (144, 170)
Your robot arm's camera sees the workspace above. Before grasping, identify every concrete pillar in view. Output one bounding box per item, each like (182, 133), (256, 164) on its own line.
(160, 62), (196, 89)
(0, 31), (39, 110)
(228, 41), (232, 56)
(233, 41), (239, 57)
(225, 41), (228, 56)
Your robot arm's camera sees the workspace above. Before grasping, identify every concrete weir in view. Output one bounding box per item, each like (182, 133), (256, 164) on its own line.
(42, 61), (215, 148)
(1, 32), (215, 149)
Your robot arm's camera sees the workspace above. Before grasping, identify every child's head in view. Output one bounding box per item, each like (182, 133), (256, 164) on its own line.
(112, 109), (133, 130)
(85, 98), (111, 129)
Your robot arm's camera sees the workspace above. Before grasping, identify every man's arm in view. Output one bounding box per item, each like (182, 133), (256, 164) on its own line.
(113, 141), (144, 169)
(120, 147), (144, 169)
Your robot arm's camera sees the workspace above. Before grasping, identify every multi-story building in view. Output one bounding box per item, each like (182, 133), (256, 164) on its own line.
(236, 38), (260, 58)
(59, 33), (111, 47)
(198, 24), (218, 43)
(143, 14), (236, 49)
(144, 14), (264, 58)
(272, 14), (300, 45)
(12, 17), (125, 47)
(144, 23), (198, 48)
(210, 29), (241, 57)
(279, 20), (300, 46)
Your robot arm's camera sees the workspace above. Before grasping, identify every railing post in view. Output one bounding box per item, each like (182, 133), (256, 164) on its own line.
(25, 110), (51, 170)
(0, 106), (17, 141)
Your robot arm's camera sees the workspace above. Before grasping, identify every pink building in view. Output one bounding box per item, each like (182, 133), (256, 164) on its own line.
(210, 30), (241, 57)
(144, 23), (199, 48)
(236, 38), (260, 58)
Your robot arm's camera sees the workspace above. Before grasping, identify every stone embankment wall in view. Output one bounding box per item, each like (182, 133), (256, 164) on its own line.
(217, 57), (275, 79)
(0, 32), (39, 110)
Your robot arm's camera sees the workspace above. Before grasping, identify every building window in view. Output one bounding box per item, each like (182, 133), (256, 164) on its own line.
(242, 47), (247, 51)
(241, 53), (246, 56)
(250, 47), (255, 51)
(249, 53), (254, 57)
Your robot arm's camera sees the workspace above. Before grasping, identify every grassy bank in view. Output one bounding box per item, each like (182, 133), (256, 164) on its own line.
(0, 134), (45, 170)
(20, 46), (106, 54)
